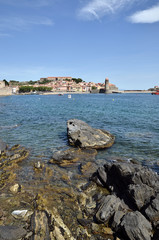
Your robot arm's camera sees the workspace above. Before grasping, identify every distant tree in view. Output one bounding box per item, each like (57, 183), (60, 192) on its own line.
(19, 86), (33, 93)
(3, 79), (9, 86)
(39, 79), (52, 84)
(92, 86), (97, 90)
(28, 80), (37, 85)
(19, 86), (52, 93)
(9, 80), (19, 86)
(72, 78), (84, 84)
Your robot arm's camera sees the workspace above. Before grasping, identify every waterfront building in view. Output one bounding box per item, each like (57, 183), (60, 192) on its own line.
(104, 78), (118, 93)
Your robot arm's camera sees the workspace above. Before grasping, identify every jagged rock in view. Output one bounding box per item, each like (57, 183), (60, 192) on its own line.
(92, 162), (159, 210)
(120, 211), (152, 240)
(0, 225), (27, 240)
(145, 194), (159, 224)
(49, 148), (97, 166)
(111, 211), (125, 231)
(31, 210), (50, 239)
(96, 195), (124, 223)
(49, 207), (75, 240)
(128, 183), (155, 210)
(96, 166), (107, 186)
(67, 119), (115, 149)
(91, 162), (159, 239)
(0, 139), (7, 154)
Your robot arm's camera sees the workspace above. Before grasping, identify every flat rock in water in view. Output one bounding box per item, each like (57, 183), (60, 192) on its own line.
(0, 225), (27, 240)
(49, 147), (97, 166)
(67, 119), (115, 149)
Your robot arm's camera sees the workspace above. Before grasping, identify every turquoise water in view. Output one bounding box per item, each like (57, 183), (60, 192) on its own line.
(0, 93), (159, 172)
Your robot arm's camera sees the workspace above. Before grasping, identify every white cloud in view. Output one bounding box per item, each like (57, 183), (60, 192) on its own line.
(0, 17), (53, 31)
(129, 4), (159, 23)
(78, 0), (137, 20)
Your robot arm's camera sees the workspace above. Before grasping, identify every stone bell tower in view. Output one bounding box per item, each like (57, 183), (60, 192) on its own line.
(105, 78), (110, 94)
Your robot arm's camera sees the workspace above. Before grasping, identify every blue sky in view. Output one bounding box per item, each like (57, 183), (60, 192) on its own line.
(0, 0), (159, 89)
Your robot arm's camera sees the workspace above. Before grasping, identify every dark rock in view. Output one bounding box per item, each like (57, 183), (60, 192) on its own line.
(97, 166), (107, 186)
(111, 211), (125, 231)
(0, 139), (7, 154)
(0, 225), (27, 240)
(91, 161), (159, 239)
(128, 183), (155, 210)
(145, 194), (159, 224)
(92, 162), (159, 210)
(131, 166), (159, 190)
(96, 195), (124, 223)
(67, 119), (115, 149)
(77, 218), (92, 227)
(120, 211), (152, 240)
(153, 229), (159, 240)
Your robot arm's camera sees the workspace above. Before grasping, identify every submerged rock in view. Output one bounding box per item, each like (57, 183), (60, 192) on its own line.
(0, 139), (7, 155)
(67, 119), (115, 149)
(0, 225), (27, 240)
(49, 148), (97, 166)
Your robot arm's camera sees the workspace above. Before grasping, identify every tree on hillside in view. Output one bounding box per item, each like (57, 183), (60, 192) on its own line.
(72, 78), (84, 84)
(3, 79), (9, 86)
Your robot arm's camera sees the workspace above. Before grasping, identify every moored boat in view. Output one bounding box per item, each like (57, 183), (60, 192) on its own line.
(151, 90), (159, 95)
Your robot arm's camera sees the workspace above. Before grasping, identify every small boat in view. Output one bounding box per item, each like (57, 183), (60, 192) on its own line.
(151, 90), (159, 95)
(68, 94), (71, 98)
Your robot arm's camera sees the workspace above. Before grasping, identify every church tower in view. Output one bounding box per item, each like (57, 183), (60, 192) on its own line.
(105, 78), (110, 93)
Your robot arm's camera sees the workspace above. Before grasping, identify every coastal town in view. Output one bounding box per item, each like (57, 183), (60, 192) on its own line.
(0, 77), (119, 95)
(0, 77), (158, 96)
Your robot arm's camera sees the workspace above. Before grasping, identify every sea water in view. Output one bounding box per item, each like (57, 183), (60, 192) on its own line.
(0, 93), (159, 173)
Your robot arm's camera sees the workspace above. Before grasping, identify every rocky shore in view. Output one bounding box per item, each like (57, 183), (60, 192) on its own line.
(0, 120), (158, 240)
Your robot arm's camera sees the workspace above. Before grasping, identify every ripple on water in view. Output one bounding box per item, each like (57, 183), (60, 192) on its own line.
(0, 94), (159, 173)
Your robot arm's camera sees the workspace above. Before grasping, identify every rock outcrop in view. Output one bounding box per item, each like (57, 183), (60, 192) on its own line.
(67, 119), (115, 149)
(91, 162), (159, 240)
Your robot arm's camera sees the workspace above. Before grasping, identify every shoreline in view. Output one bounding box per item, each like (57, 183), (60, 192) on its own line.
(0, 137), (159, 240)
(0, 90), (154, 96)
